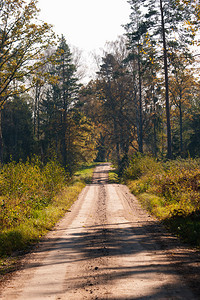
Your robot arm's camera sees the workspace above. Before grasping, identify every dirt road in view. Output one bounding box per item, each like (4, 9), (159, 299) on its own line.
(0, 163), (199, 299)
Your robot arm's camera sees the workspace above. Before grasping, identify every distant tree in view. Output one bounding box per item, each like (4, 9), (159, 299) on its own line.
(169, 52), (195, 156)
(51, 36), (80, 170)
(94, 44), (138, 172)
(2, 95), (34, 162)
(142, 51), (162, 157)
(79, 81), (106, 160)
(188, 111), (200, 157)
(40, 36), (97, 173)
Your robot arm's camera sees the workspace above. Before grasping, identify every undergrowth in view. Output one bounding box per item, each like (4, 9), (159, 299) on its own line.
(108, 168), (120, 183)
(0, 159), (96, 266)
(123, 154), (200, 247)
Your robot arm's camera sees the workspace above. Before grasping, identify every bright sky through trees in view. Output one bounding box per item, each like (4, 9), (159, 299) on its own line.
(37, 0), (131, 81)
(38, 0), (130, 51)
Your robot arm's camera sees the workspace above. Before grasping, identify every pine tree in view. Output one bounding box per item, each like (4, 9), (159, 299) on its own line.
(41, 36), (81, 172)
(125, 0), (196, 158)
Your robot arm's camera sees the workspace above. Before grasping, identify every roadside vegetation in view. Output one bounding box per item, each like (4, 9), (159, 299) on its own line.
(123, 155), (200, 248)
(0, 160), (96, 274)
(73, 163), (99, 184)
(108, 166), (120, 184)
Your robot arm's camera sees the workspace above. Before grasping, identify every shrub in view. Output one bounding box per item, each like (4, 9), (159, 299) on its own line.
(124, 153), (163, 180)
(0, 161), (94, 258)
(124, 155), (200, 247)
(0, 158), (67, 229)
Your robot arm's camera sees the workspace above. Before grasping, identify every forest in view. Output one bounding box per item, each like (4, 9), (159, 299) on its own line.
(0, 0), (200, 258)
(0, 0), (200, 168)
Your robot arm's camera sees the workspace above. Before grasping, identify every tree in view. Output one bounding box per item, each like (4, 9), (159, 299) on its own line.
(159, 0), (172, 159)
(124, 1), (148, 153)
(30, 48), (57, 145)
(125, 0), (196, 158)
(92, 40), (138, 171)
(2, 95), (34, 162)
(0, 0), (54, 104)
(142, 48), (162, 157)
(0, 0), (54, 162)
(39, 36), (95, 173)
(169, 51), (195, 156)
(52, 35), (80, 170)
(79, 80), (110, 162)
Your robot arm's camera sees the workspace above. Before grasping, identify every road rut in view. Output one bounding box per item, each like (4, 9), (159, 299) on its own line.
(0, 163), (199, 299)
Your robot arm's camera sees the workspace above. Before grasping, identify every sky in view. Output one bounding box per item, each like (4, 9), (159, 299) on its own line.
(37, 0), (131, 81)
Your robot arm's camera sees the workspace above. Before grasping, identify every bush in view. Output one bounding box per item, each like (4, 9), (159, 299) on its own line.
(124, 155), (200, 247)
(124, 153), (163, 180)
(0, 158), (67, 229)
(0, 161), (95, 259)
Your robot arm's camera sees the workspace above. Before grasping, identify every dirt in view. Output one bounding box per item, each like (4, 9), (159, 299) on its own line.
(0, 163), (200, 299)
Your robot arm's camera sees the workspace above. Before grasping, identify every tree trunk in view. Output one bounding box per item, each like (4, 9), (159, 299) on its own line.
(113, 119), (120, 166)
(137, 49), (143, 153)
(0, 110), (3, 163)
(61, 52), (68, 170)
(61, 111), (67, 169)
(34, 81), (41, 139)
(179, 101), (183, 156)
(37, 89), (40, 140)
(153, 112), (157, 157)
(160, 0), (172, 159)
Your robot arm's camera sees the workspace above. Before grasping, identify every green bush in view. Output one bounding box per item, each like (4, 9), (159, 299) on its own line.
(0, 158), (67, 229)
(0, 161), (96, 259)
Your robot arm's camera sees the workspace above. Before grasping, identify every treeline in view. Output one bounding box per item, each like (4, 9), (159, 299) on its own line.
(0, 0), (97, 174)
(80, 0), (200, 171)
(0, 0), (200, 174)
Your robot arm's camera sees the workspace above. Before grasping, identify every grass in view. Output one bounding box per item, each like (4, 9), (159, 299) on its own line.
(0, 160), (97, 275)
(123, 154), (200, 248)
(108, 168), (120, 183)
(73, 162), (99, 184)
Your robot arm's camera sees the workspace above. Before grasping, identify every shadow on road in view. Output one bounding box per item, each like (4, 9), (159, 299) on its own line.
(22, 219), (200, 299)
(2, 163), (199, 299)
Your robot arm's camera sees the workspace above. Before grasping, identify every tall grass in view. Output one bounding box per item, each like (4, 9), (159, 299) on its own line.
(124, 155), (200, 247)
(0, 159), (67, 230)
(0, 159), (95, 260)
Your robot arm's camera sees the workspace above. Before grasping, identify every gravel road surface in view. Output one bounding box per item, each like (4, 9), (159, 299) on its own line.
(0, 163), (199, 299)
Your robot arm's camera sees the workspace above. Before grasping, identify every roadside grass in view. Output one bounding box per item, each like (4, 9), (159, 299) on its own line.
(73, 162), (99, 184)
(108, 168), (120, 184)
(0, 160), (97, 275)
(124, 155), (200, 248)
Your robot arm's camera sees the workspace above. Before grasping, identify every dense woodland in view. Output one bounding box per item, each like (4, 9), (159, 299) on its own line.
(0, 0), (200, 174)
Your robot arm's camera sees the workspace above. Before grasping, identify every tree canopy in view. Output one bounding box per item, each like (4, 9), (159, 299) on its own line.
(0, 0), (200, 171)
